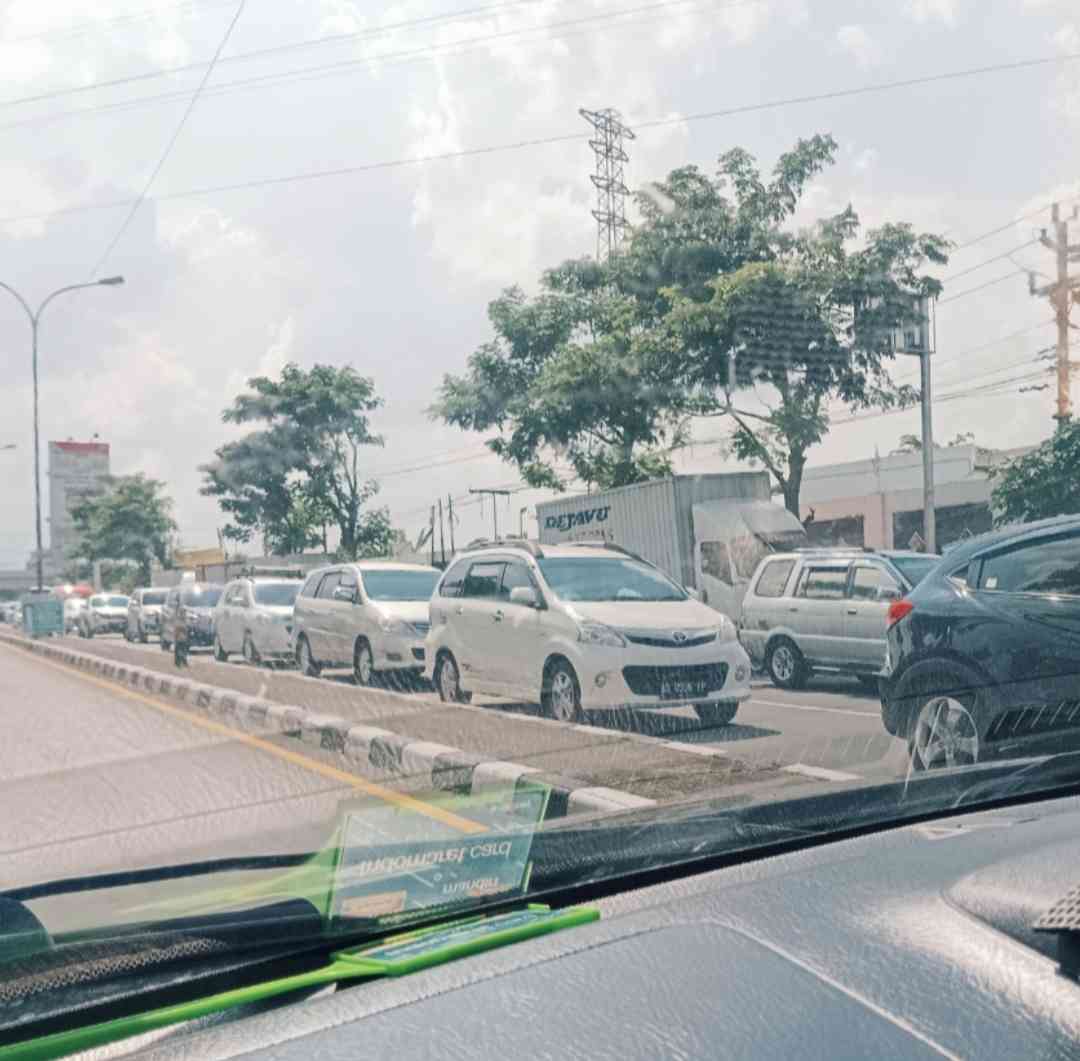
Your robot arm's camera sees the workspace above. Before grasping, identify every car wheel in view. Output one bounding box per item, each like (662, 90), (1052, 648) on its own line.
(692, 701), (738, 727)
(435, 652), (470, 704)
(353, 639), (375, 686)
(243, 633), (261, 666)
(213, 634), (229, 662)
(123, 625), (132, 642)
(542, 660), (582, 723)
(766, 638), (807, 690)
(160, 635), (171, 651)
(296, 635), (321, 678)
(908, 678), (982, 771)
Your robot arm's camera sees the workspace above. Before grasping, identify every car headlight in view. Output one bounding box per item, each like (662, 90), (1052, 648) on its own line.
(716, 617), (738, 643)
(577, 622), (627, 648)
(378, 617), (413, 636)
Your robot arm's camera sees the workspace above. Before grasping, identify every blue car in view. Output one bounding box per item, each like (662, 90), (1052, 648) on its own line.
(880, 514), (1080, 770)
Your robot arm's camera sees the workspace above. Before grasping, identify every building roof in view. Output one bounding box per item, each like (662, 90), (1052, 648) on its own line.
(50, 441), (109, 455)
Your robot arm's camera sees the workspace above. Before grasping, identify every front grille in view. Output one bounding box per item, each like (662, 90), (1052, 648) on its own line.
(986, 701), (1080, 741)
(622, 663), (728, 698)
(412, 647), (425, 661)
(412, 622), (431, 636)
(625, 631), (717, 649)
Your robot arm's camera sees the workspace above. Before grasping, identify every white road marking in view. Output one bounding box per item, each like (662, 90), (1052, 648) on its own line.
(662, 741), (727, 757)
(750, 697), (878, 718)
(782, 763), (863, 782)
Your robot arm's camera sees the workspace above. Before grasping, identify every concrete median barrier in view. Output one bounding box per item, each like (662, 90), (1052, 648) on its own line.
(0, 631), (656, 820)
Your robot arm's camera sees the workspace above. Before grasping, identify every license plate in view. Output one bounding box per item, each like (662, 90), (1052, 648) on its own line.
(660, 681), (708, 699)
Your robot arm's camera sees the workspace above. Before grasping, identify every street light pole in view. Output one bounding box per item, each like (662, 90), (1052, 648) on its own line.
(0, 277), (124, 590)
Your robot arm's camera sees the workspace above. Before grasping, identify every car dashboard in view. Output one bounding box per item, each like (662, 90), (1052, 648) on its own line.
(114, 791), (1080, 1061)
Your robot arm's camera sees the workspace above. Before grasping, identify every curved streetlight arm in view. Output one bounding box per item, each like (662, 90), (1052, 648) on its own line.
(0, 280), (34, 325)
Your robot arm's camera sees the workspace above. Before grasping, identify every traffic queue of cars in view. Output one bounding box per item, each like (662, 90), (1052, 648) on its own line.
(40, 513), (1080, 769)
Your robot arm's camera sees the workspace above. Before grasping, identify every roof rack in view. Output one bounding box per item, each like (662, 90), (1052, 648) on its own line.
(462, 538), (545, 558)
(561, 540), (645, 561)
(792, 546), (877, 555)
(236, 565), (306, 579)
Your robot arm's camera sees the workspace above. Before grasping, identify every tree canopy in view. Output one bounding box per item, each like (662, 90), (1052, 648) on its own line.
(432, 135), (948, 512)
(991, 420), (1080, 525)
(70, 474), (177, 585)
(201, 363), (393, 559)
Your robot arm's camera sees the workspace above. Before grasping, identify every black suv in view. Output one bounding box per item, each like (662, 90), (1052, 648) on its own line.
(880, 514), (1080, 770)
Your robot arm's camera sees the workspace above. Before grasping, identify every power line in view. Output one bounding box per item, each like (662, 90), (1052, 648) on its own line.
(951, 197), (1080, 252)
(937, 268), (1027, 305)
(891, 320), (1051, 382)
(87, 0), (249, 277)
(0, 0), (234, 45)
(5, 49), (1080, 230)
(940, 239), (1037, 283)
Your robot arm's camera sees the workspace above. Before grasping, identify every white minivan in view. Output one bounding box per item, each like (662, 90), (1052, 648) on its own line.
(425, 540), (752, 724)
(291, 561), (440, 685)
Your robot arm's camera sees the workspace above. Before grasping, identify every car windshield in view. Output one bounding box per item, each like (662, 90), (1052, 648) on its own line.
(254, 583), (300, 606)
(538, 557), (688, 602)
(361, 570), (439, 601)
(181, 587), (222, 607)
(7, 4), (1080, 1034)
(888, 556), (940, 586)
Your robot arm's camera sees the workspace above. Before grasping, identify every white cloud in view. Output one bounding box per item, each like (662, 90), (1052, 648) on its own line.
(903, 0), (958, 25)
(835, 24), (882, 70)
(1052, 22), (1080, 51)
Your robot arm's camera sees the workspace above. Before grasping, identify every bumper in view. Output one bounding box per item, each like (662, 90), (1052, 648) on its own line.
(737, 629), (768, 668)
(375, 633), (427, 671)
(575, 640), (753, 710)
(92, 619), (126, 635)
(253, 625), (294, 658)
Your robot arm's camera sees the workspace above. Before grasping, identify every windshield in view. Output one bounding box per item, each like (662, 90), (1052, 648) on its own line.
(7, 4), (1080, 1034)
(538, 557), (688, 602)
(254, 583), (301, 606)
(888, 556), (940, 587)
(361, 570), (439, 602)
(181, 587), (222, 607)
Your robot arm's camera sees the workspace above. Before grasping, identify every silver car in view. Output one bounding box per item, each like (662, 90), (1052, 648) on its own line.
(125, 587), (169, 643)
(738, 549), (940, 690)
(291, 562), (440, 685)
(213, 577), (301, 664)
(78, 594), (130, 638)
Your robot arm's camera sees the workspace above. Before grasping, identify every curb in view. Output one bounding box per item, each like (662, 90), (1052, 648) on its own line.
(0, 632), (656, 820)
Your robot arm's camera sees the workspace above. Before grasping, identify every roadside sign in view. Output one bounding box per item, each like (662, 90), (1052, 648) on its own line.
(908, 531), (926, 552)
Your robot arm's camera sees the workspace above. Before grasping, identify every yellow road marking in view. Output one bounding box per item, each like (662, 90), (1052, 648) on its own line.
(1, 642), (485, 834)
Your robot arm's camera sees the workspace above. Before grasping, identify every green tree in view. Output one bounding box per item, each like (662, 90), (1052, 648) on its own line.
(202, 363), (388, 558)
(991, 420), (1080, 525)
(70, 474), (177, 585)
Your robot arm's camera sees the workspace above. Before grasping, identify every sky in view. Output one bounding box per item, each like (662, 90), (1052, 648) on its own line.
(0, 0), (1077, 566)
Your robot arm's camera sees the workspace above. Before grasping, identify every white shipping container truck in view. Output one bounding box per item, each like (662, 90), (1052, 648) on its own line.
(536, 473), (807, 618)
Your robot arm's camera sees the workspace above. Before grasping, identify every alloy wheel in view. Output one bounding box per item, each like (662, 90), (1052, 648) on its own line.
(913, 695), (979, 770)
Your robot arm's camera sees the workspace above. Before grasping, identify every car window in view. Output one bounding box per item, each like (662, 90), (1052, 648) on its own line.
(438, 560), (469, 599)
(142, 590), (168, 606)
(978, 533), (1080, 596)
(316, 572), (342, 600)
(798, 568), (849, 600)
(700, 541), (732, 586)
(499, 561), (535, 600)
(253, 583), (301, 606)
(753, 558), (795, 598)
(463, 562), (504, 599)
(300, 573), (323, 598)
(849, 566), (898, 601)
(361, 570), (438, 601)
(537, 557), (687, 602)
(181, 586), (222, 607)
(887, 555), (939, 587)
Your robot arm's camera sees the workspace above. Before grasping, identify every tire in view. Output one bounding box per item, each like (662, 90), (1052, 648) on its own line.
(213, 634), (229, 662)
(160, 634), (171, 651)
(693, 701), (739, 727)
(353, 639), (375, 686)
(123, 625), (132, 642)
(766, 637), (807, 690)
(856, 674), (880, 693)
(906, 670), (983, 772)
(542, 660), (582, 722)
(242, 633), (261, 666)
(296, 635), (321, 678)
(434, 652), (470, 704)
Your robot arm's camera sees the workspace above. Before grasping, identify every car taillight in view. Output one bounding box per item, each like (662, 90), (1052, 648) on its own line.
(886, 599), (914, 627)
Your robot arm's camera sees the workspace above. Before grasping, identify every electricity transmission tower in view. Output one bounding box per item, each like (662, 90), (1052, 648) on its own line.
(579, 107), (635, 261)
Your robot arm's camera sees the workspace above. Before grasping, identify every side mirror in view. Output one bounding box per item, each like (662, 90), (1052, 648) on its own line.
(509, 586), (540, 608)
(877, 586), (901, 602)
(332, 585), (356, 603)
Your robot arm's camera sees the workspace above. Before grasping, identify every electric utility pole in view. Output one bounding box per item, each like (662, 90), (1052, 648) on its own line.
(1029, 202), (1080, 429)
(469, 488), (511, 540)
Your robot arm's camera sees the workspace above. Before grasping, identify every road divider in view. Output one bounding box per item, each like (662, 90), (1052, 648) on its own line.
(0, 631), (656, 820)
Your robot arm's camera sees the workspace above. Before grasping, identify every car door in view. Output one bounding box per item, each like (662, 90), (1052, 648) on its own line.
(455, 560), (505, 691)
(487, 560), (545, 695)
(788, 564), (850, 665)
(972, 529), (1080, 718)
(310, 570), (342, 662)
(842, 562), (901, 669)
(217, 584), (238, 650)
(333, 567), (362, 665)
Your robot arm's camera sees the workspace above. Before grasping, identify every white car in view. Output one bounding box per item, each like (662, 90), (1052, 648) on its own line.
(213, 577), (302, 664)
(425, 540), (752, 724)
(78, 594), (130, 637)
(291, 562), (440, 685)
(63, 597), (87, 634)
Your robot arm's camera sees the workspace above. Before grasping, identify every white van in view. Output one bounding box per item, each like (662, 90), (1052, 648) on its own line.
(425, 540), (752, 725)
(291, 562), (440, 685)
